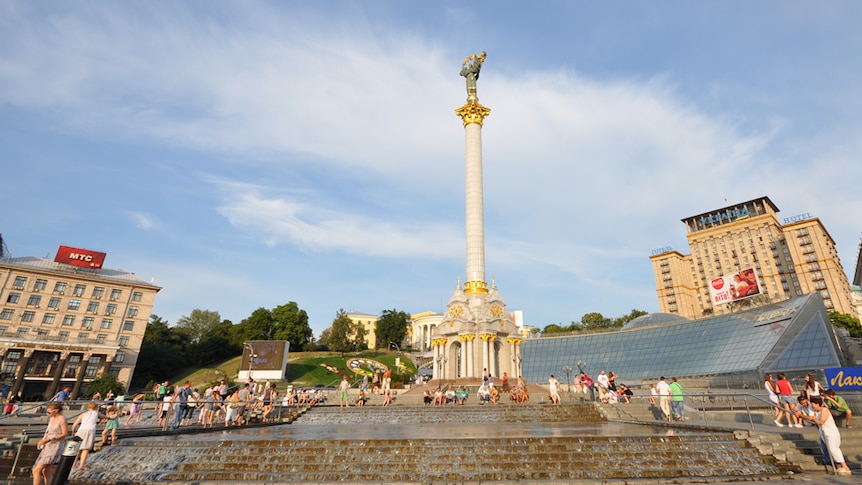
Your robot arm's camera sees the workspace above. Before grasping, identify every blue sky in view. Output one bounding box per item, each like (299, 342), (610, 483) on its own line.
(2, 1), (861, 337)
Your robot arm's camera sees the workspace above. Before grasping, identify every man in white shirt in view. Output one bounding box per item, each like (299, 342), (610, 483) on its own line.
(656, 376), (671, 421)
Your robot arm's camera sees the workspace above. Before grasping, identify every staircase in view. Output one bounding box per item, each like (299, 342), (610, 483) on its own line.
(69, 403), (785, 484)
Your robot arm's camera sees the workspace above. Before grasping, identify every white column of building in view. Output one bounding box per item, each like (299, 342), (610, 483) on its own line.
(464, 122), (485, 288)
(488, 337), (497, 379)
(467, 337), (475, 377)
(432, 341), (439, 379)
(459, 337), (468, 377)
(482, 336), (490, 375)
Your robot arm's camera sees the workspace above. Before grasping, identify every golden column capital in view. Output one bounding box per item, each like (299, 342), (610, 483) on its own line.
(455, 102), (491, 127)
(506, 337), (522, 346)
(463, 280), (488, 295)
(479, 333), (496, 342)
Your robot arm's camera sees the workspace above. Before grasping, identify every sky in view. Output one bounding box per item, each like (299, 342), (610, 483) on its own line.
(2, 1), (861, 337)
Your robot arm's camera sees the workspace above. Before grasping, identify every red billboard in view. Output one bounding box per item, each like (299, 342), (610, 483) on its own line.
(54, 245), (107, 269)
(709, 267), (762, 306)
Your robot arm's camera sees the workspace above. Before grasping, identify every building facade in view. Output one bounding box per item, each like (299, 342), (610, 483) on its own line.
(650, 196), (858, 320)
(0, 254), (160, 400)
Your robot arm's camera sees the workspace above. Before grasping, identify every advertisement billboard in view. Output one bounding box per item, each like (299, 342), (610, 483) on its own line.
(54, 245), (107, 269)
(239, 340), (289, 381)
(708, 267), (762, 306)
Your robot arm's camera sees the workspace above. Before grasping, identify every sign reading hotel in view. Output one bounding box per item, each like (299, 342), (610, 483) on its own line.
(708, 267), (762, 306)
(54, 245), (107, 269)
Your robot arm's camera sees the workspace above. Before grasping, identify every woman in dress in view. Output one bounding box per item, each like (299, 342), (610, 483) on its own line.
(32, 403), (68, 485)
(71, 401), (105, 471)
(807, 396), (852, 475)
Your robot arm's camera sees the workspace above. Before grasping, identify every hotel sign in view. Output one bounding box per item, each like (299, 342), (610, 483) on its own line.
(54, 245), (107, 269)
(697, 208), (750, 229)
(782, 213), (812, 225)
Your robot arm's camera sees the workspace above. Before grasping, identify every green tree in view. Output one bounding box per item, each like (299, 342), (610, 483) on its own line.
(176, 309), (222, 343)
(272, 301), (313, 352)
(581, 312), (612, 330)
(829, 311), (862, 338)
(131, 314), (190, 389)
(353, 318), (368, 351)
(83, 373), (127, 399)
(542, 323), (567, 335)
(612, 309), (648, 328)
(229, 307), (275, 346)
(375, 309), (410, 350)
(326, 309), (354, 355)
(187, 319), (239, 366)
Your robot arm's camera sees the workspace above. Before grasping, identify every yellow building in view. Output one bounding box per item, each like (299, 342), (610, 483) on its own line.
(1, 252), (160, 400)
(346, 312), (379, 350)
(650, 196), (857, 319)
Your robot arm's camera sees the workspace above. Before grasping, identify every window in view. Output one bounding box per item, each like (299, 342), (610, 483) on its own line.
(110, 289), (122, 300)
(0, 309), (14, 320)
(27, 295), (41, 307)
(123, 321), (134, 332)
(6, 292), (20, 304)
(118, 336), (130, 347)
(132, 291), (143, 302)
(2, 350), (22, 374)
(34, 279), (48, 291)
(54, 282), (67, 294)
(12, 276), (27, 289)
(84, 356), (102, 377)
(77, 332), (89, 343)
(42, 313), (56, 324)
(100, 318), (112, 329)
(86, 302), (99, 314)
(17, 327), (29, 337)
(92, 287), (104, 299)
(73, 284), (86, 297)
(48, 297), (62, 310)
(36, 329), (49, 339)
(62, 315), (75, 326)
(127, 306), (139, 317)
(97, 334), (107, 344)
(0, 326), (6, 336)
(58, 331), (70, 342)
(105, 303), (117, 315)
(82, 317), (94, 329)
(67, 299), (81, 311)
(108, 366), (122, 376)
(21, 311), (36, 323)
(114, 350), (126, 363)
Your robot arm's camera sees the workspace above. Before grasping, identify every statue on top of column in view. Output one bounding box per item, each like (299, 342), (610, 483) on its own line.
(460, 51), (486, 103)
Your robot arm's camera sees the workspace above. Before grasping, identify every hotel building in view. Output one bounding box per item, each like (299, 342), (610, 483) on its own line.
(0, 246), (160, 400)
(650, 196), (857, 320)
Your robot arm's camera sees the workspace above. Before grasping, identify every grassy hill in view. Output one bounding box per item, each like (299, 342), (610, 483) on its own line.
(166, 351), (416, 390)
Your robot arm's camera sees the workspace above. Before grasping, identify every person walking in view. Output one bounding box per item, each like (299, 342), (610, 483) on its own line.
(808, 396), (852, 475)
(669, 377), (685, 421)
(338, 376), (350, 408)
(656, 377), (671, 422)
(32, 403), (68, 485)
(548, 375), (561, 405)
(71, 401), (106, 471)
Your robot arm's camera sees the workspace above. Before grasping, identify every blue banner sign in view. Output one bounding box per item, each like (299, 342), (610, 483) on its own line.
(824, 367), (862, 390)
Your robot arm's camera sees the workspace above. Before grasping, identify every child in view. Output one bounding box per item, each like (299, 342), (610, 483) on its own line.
(649, 384), (657, 405)
(100, 405), (119, 446)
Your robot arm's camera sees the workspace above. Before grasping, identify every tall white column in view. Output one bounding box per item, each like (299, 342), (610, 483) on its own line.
(464, 123), (485, 286)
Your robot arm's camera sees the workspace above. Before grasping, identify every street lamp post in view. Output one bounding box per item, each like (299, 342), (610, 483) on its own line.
(389, 341), (400, 354)
(563, 366), (573, 394)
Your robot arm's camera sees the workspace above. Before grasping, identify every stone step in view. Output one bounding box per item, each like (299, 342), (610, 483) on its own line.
(73, 434), (781, 484)
(293, 403), (606, 425)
